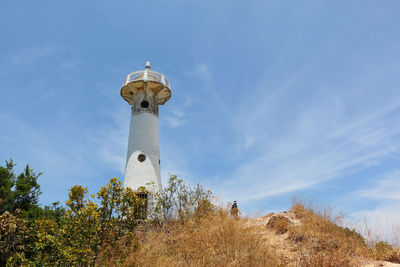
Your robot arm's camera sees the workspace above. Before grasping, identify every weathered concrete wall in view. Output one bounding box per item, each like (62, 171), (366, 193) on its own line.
(123, 93), (161, 193)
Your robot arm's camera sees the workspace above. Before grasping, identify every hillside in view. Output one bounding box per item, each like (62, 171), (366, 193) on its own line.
(248, 210), (400, 267)
(122, 202), (400, 267)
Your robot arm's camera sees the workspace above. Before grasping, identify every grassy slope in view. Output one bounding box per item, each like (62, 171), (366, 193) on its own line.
(101, 202), (400, 267)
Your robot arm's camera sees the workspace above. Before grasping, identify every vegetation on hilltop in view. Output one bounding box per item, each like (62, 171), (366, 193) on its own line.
(0, 159), (399, 266)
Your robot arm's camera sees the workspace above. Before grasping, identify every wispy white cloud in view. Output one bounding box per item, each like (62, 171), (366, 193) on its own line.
(353, 170), (400, 201)
(0, 113), (102, 203)
(164, 108), (188, 128)
(345, 170), (400, 245)
(160, 142), (195, 185)
(211, 63), (400, 208)
(191, 64), (211, 82)
(351, 203), (400, 246)
(182, 95), (193, 108)
(94, 105), (129, 174)
(5, 44), (85, 75)
(60, 58), (84, 71)
(9, 45), (59, 65)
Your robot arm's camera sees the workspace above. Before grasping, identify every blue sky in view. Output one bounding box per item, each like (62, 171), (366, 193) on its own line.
(1, 1), (400, 241)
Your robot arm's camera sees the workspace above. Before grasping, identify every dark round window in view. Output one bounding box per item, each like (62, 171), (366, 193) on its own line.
(138, 154), (146, 162)
(140, 100), (149, 108)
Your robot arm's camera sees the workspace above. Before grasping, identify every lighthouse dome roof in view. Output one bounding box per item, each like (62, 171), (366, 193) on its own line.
(120, 61), (171, 105)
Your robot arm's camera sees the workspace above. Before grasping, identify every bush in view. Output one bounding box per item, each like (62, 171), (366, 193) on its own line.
(267, 215), (291, 234)
(151, 175), (214, 224)
(373, 241), (400, 263)
(0, 173), (150, 266)
(0, 210), (29, 265)
(62, 178), (147, 265)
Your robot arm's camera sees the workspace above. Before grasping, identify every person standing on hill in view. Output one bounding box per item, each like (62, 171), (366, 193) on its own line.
(231, 200), (240, 218)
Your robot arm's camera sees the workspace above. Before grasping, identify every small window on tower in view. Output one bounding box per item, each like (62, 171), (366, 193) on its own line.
(138, 154), (146, 162)
(140, 100), (149, 108)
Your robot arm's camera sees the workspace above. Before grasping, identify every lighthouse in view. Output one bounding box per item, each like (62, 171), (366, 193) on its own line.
(120, 61), (171, 198)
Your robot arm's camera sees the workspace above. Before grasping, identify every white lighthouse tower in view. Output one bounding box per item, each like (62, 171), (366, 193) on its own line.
(120, 61), (171, 197)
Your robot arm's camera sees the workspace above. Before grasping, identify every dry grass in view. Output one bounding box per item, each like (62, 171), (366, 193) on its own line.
(287, 198), (400, 266)
(372, 241), (400, 263)
(357, 219), (400, 262)
(98, 199), (400, 266)
(288, 198), (370, 267)
(125, 209), (281, 267)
